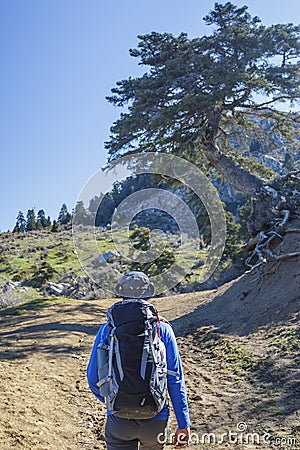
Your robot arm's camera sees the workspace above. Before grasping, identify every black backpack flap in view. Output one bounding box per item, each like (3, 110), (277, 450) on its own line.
(115, 319), (145, 341)
(108, 299), (157, 327)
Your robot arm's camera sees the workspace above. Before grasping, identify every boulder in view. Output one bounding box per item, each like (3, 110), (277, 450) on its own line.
(97, 250), (120, 265)
(46, 282), (71, 296)
(2, 280), (20, 293)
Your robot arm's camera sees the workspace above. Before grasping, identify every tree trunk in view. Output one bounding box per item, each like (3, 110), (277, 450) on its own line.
(201, 109), (265, 196)
(199, 111), (299, 236)
(206, 142), (265, 196)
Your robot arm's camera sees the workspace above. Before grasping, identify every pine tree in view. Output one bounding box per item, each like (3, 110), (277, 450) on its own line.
(95, 194), (115, 226)
(37, 209), (49, 228)
(13, 211), (26, 233)
(26, 209), (37, 232)
(57, 203), (71, 225)
(51, 220), (59, 232)
(36, 220), (43, 230)
(105, 2), (300, 234)
(73, 201), (88, 225)
(88, 195), (103, 214)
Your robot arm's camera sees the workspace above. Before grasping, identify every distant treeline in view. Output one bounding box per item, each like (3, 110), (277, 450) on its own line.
(73, 174), (171, 228)
(13, 203), (72, 233)
(12, 173), (229, 234)
(12, 175), (154, 233)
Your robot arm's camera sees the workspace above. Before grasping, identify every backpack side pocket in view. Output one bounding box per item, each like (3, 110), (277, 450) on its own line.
(97, 344), (111, 398)
(97, 362), (112, 397)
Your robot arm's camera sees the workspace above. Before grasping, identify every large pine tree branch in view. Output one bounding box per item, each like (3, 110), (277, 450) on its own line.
(205, 142), (265, 195)
(252, 96), (300, 109)
(200, 109), (265, 196)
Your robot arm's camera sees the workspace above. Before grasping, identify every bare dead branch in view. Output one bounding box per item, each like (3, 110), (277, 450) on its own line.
(268, 251), (300, 261)
(245, 209), (300, 269)
(284, 228), (300, 234)
(279, 210), (290, 226)
(253, 95), (299, 108)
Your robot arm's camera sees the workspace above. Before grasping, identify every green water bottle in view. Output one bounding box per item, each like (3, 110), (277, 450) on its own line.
(97, 345), (108, 368)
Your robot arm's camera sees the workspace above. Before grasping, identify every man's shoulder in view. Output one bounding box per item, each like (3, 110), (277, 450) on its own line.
(98, 322), (109, 340)
(159, 316), (171, 327)
(159, 319), (175, 339)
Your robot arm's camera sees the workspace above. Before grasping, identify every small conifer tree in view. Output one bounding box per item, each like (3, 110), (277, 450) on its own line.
(51, 220), (59, 232)
(57, 203), (71, 225)
(13, 211), (26, 233)
(37, 209), (49, 228)
(26, 209), (37, 232)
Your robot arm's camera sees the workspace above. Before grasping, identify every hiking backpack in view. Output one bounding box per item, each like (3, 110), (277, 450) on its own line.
(96, 299), (170, 419)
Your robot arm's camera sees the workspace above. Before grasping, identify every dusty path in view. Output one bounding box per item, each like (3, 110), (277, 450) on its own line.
(0, 281), (299, 450)
(0, 300), (106, 450)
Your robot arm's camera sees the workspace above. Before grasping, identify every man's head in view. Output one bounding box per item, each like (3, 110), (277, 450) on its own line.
(115, 271), (155, 299)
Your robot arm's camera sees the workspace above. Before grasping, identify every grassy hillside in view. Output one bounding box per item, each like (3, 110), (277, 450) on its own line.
(0, 229), (81, 285)
(0, 226), (212, 304)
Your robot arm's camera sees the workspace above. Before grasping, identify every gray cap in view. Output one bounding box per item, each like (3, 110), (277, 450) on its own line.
(115, 271), (155, 299)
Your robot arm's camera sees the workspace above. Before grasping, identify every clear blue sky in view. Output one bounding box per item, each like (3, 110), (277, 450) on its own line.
(0, 0), (299, 231)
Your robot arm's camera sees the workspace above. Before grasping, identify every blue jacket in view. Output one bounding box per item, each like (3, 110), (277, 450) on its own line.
(86, 318), (190, 430)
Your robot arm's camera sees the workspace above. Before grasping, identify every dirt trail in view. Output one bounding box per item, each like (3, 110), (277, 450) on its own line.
(0, 273), (299, 450)
(0, 301), (105, 450)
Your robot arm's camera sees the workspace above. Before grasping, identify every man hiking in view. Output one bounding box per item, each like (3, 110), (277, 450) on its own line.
(87, 271), (191, 449)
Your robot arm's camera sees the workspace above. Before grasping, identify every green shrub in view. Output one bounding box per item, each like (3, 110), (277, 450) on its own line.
(127, 227), (176, 277)
(29, 261), (58, 287)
